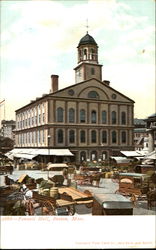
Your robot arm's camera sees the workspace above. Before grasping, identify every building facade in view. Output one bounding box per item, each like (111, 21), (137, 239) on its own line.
(15, 33), (135, 163)
(144, 113), (156, 153)
(134, 118), (148, 152)
(1, 120), (16, 140)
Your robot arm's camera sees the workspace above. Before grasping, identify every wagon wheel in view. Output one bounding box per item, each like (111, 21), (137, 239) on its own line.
(27, 200), (35, 215)
(42, 200), (56, 215)
(83, 190), (93, 208)
(67, 205), (75, 216)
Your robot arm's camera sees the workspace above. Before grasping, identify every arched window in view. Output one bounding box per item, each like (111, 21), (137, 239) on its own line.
(79, 50), (82, 61)
(57, 129), (63, 143)
(91, 68), (95, 75)
(112, 111), (116, 124)
(102, 130), (107, 143)
(80, 130), (86, 143)
(121, 131), (126, 143)
(80, 109), (86, 123)
(91, 151), (97, 161)
(91, 130), (97, 143)
(83, 49), (87, 60)
(57, 107), (63, 122)
(102, 111), (107, 124)
(88, 91), (99, 99)
(69, 108), (75, 123)
(80, 151), (86, 162)
(69, 130), (75, 143)
(121, 112), (126, 125)
(91, 48), (95, 59)
(91, 110), (97, 123)
(112, 131), (117, 143)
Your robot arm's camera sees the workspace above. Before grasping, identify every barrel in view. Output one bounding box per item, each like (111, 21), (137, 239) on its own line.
(50, 187), (59, 198)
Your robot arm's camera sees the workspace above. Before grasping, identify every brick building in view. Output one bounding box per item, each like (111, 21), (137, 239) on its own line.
(15, 32), (135, 163)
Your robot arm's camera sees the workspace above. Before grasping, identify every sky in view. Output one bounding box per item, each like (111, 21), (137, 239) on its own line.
(0, 0), (155, 126)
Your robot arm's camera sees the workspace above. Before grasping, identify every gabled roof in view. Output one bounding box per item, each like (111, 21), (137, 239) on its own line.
(50, 78), (135, 103)
(16, 77), (134, 112)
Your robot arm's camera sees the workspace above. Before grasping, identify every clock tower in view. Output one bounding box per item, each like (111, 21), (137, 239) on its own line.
(74, 32), (103, 84)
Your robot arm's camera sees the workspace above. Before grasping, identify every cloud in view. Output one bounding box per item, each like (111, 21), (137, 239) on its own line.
(0, 0), (155, 122)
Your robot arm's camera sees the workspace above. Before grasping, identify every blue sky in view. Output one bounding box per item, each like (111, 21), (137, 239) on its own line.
(0, 0), (155, 125)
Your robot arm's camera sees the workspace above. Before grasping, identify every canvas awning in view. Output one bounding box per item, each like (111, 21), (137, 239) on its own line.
(13, 153), (38, 160)
(5, 148), (73, 159)
(110, 156), (131, 164)
(143, 150), (156, 160)
(47, 163), (69, 170)
(120, 151), (145, 157)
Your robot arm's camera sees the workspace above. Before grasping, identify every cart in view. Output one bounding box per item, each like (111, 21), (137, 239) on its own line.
(92, 193), (133, 215)
(33, 191), (75, 215)
(115, 173), (150, 198)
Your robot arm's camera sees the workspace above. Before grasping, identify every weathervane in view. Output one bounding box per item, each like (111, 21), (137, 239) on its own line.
(86, 18), (89, 34)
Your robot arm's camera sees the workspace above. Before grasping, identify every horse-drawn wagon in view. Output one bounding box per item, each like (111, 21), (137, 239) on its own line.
(32, 186), (93, 215)
(116, 173), (150, 198)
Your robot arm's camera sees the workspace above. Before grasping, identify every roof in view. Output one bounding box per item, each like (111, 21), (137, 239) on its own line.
(134, 128), (147, 133)
(148, 113), (156, 118)
(134, 118), (146, 126)
(16, 77), (135, 112)
(94, 193), (133, 209)
(78, 32), (97, 47)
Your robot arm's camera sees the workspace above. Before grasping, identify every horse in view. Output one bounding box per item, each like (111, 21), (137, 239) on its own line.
(90, 173), (101, 187)
(146, 189), (156, 210)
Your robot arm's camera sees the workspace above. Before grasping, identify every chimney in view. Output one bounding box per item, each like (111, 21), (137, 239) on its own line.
(103, 80), (110, 86)
(51, 75), (59, 93)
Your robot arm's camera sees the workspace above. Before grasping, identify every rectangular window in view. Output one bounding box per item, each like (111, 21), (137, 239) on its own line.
(42, 130), (45, 143)
(102, 131), (107, 143)
(39, 114), (41, 124)
(43, 113), (45, 123)
(32, 117), (34, 126)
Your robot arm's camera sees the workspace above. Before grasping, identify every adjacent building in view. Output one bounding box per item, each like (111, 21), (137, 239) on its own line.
(1, 120), (16, 140)
(134, 118), (148, 152)
(15, 32), (135, 163)
(144, 113), (156, 153)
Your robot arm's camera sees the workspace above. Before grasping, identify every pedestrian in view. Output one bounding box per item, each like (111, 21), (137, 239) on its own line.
(20, 184), (34, 215)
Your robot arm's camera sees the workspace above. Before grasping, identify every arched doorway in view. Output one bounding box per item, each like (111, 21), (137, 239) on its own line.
(80, 151), (86, 162)
(91, 151), (97, 161)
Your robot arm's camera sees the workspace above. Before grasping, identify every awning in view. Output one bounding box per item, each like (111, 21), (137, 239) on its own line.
(47, 163), (68, 170)
(120, 151), (145, 157)
(143, 150), (156, 160)
(13, 153), (38, 160)
(5, 148), (73, 159)
(110, 156), (131, 164)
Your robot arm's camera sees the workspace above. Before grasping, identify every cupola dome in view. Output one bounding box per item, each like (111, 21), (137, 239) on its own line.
(78, 32), (97, 47)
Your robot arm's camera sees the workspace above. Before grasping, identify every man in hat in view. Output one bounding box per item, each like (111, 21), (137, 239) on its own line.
(20, 184), (34, 215)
